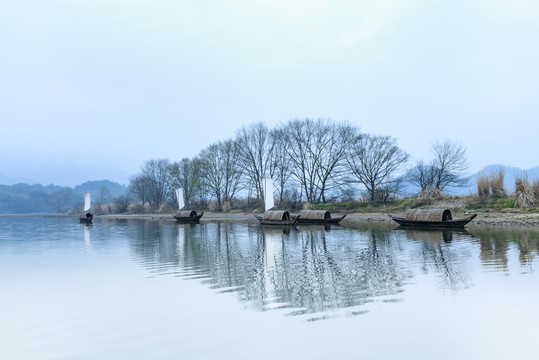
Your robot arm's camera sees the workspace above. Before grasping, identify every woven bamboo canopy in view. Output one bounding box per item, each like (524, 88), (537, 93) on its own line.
(404, 209), (452, 222)
(299, 210), (331, 220)
(176, 210), (198, 217)
(263, 210), (292, 221)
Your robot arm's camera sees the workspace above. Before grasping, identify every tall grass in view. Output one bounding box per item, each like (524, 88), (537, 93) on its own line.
(533, 179), (539, 200)
(514, 176), (536, 208)
(477, 175), (490, 197)
(489, 169), (506, 198)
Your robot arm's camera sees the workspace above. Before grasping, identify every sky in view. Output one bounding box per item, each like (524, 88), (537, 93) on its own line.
(1, 0), (538, 186)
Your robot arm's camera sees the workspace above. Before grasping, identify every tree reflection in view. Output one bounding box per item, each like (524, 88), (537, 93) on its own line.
(125, 220), (539, 319)
(467, 227), (539, 268)
(401, 228), (472, 290)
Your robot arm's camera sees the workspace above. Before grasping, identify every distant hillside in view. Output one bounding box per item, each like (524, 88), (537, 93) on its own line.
(74, 180), (128, 198)
(0, 180), (127, 214)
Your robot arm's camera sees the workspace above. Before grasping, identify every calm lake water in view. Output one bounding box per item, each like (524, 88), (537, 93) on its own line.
(1, 217), (538, 360)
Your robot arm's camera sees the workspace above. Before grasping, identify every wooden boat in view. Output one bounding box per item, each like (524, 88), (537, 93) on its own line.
(388, 209), (477, 228)
(172, 188), (203, 222)
(79, 212), (93, 224)
(173, 210), (204, 222)
(79, 192), (93, 224)
(254, 178), (299, 225)
(296, 210), (346, 224)
(253, 210), (299, 226)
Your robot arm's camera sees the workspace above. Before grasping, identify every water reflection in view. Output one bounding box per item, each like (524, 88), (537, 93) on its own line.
(467, 227), (539, 270)
(83, 224), (91, 250)
(122, 220), (539, 320)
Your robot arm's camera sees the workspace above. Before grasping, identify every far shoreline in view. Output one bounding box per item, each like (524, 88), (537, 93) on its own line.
(3, 210), (539, 227)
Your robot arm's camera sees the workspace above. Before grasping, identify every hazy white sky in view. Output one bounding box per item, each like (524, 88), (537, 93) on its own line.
(1, 0), (538, 186)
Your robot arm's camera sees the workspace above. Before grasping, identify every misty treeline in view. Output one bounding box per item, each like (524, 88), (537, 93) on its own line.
(0, 181), (127, 214)
(128, 119), (469, 212)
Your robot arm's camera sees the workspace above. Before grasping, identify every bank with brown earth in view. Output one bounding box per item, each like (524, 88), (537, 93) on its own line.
(99, 209), (539, 227)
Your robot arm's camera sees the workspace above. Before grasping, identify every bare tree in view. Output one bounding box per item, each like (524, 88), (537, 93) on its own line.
(129, 159), (172, 208)
(278, 119), (357, 204)
(128, 174), (152, 207)
(47, 187), (75, 213)
(235, 122), (277, 206)
(407, 140), (469, 197)
(198, 139), (243, 210)
(271, 129), (293, 204)
(406, 160), (437, 196)
(346, 134), (409, 201)
(113, 194), (132, 213)
(430, 139), (469, 192)
(168, 158), (205, 208)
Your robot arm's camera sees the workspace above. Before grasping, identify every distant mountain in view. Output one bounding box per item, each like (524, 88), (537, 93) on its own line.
(74, 180), (128, 198)
(0, 173), (34, 185)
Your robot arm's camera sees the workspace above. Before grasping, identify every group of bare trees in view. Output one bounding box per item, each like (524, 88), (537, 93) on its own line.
(127, 119), (469, 211)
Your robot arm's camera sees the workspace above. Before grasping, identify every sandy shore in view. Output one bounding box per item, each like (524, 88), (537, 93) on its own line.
(97, 210), (539, 227)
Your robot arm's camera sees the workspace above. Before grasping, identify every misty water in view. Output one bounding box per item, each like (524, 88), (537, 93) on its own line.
(1, 217), (538, 360)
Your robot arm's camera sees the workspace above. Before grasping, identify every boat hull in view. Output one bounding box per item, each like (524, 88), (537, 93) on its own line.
(388, 214), (476, 228)
(79, 213), (93, 224)
(296, 215), (346, 224)
(254, 214), (299, 226)
(173, 213), (204, 222)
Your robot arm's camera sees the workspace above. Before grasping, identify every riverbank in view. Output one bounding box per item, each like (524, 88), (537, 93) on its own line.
(97, 209), (539, 227)
(2, 209), (538, 227)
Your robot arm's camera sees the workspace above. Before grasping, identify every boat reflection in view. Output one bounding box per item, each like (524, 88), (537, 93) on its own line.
(399, 227), (470, 243)
(83, 224), (91, 250)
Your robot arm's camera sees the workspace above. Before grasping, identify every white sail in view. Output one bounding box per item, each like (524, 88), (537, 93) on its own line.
(263, 177), (274, 211)
(83, 192), (91, 212)
(176, 188), (185, 210)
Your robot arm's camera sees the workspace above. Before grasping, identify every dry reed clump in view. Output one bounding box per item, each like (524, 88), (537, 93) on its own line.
(222, 201), (232, 212)
(477, 175), (490, 197)
(418, 188), (444, 199)
(489, 169), (506, 198)
(533, 179), (539, 200)
(513, 176), (536, 208)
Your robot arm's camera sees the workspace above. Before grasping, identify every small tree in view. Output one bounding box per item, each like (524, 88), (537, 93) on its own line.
(128, 174), (151, 208)
(114, 194), (132, 213)
(408, 139), (469, 197)
(47, 187), (75, 213)
(430, 139), (469, 192)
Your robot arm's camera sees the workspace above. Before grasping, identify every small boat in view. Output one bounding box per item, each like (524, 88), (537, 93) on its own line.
(296, 210), (346, 224)
(253, 210), (299, 226)
(79, 192), (93, 224)
(388, 209), (477, 228)
(172, 188), (203, 222)
(173, 210), (204, 222)
(254, 177), (299, 226)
